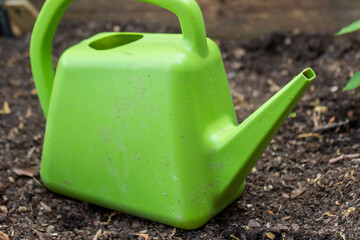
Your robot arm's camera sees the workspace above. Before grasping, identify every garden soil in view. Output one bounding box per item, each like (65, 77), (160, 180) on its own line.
(0, 21), (359, 239)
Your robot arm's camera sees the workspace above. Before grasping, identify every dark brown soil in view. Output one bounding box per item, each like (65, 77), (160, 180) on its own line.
(1, 20), (359, 240)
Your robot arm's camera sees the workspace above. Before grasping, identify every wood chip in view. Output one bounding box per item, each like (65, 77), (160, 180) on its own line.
(352, 144), (360, 149)
(40, 201), (52, 212)
(282, 193), (290, 199)
(133, 233), (149, 240)
(290, 188), (305, 199)
(26, 108), (32, 118)
(7, 128), (18, 140)
(93, 229), (102, 240)
(312, 105), (328, 127)
(0, 205), (8, 215)
(12, 167), (38, 177)
(265, 232), (275, 239)
(30, 89), (37, 95)
(0, 230), (9, 240)
(314, 105), (328, 114)
(328, 116), (336, 124)
(0, 102), (11, 114)
(346, 207), (355, 213)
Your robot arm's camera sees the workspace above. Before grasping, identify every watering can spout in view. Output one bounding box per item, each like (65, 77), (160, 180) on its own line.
(210, 68), (315, 196)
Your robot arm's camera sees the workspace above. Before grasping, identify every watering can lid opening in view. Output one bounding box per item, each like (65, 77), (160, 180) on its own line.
(88, 33), (144, 51)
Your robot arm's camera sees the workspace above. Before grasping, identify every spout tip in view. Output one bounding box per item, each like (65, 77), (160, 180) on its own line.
(302, 68), (316, 82)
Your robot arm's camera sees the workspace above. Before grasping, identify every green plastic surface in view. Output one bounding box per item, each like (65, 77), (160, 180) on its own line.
(30, 0), (315, 229)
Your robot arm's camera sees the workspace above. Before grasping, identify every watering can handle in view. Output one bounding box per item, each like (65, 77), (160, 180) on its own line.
(30, 0), (209, 117)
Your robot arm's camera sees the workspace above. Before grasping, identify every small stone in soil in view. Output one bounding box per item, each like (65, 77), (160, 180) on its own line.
(269, 224), (288, 232)
(282, 216), (291, 221)
(18, 206), (27, 212)
(233, 48), (246, 59)
(291, 223), (300, 232)
(46, 225), (55, 234)
(248, 219), (261, 228)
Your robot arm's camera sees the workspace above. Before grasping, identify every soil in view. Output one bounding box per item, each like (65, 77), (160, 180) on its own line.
(0, 20), (359, 240)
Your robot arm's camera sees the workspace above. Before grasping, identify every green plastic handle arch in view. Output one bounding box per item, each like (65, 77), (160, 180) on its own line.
(30, 0), (209, 117)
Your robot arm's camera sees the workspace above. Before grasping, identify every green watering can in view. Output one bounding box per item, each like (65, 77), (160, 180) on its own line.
(30, 0), (315, 230)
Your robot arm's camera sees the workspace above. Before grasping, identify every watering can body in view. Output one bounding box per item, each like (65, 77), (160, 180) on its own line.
(30, 0), (315, 229)
(42, 32), (243, 229)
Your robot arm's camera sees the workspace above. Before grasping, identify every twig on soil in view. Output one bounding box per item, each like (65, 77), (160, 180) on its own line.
(329, 153), (360, 164)
(313, 120), (349, 132)
(230, 234), (240, 240)
(328, 116), (336, 125)
(93, 229), (102, 240)
(315, 212), (336, 222)
(39, 202), (52, 212)
(102, 212), (117, 225)
(339, 231), (346, 240)
(290, 188), (305, 199)
(298, 132), (323, 139)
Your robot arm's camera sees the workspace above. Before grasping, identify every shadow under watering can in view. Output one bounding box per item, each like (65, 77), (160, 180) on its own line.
(30, 0), (315, 230)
